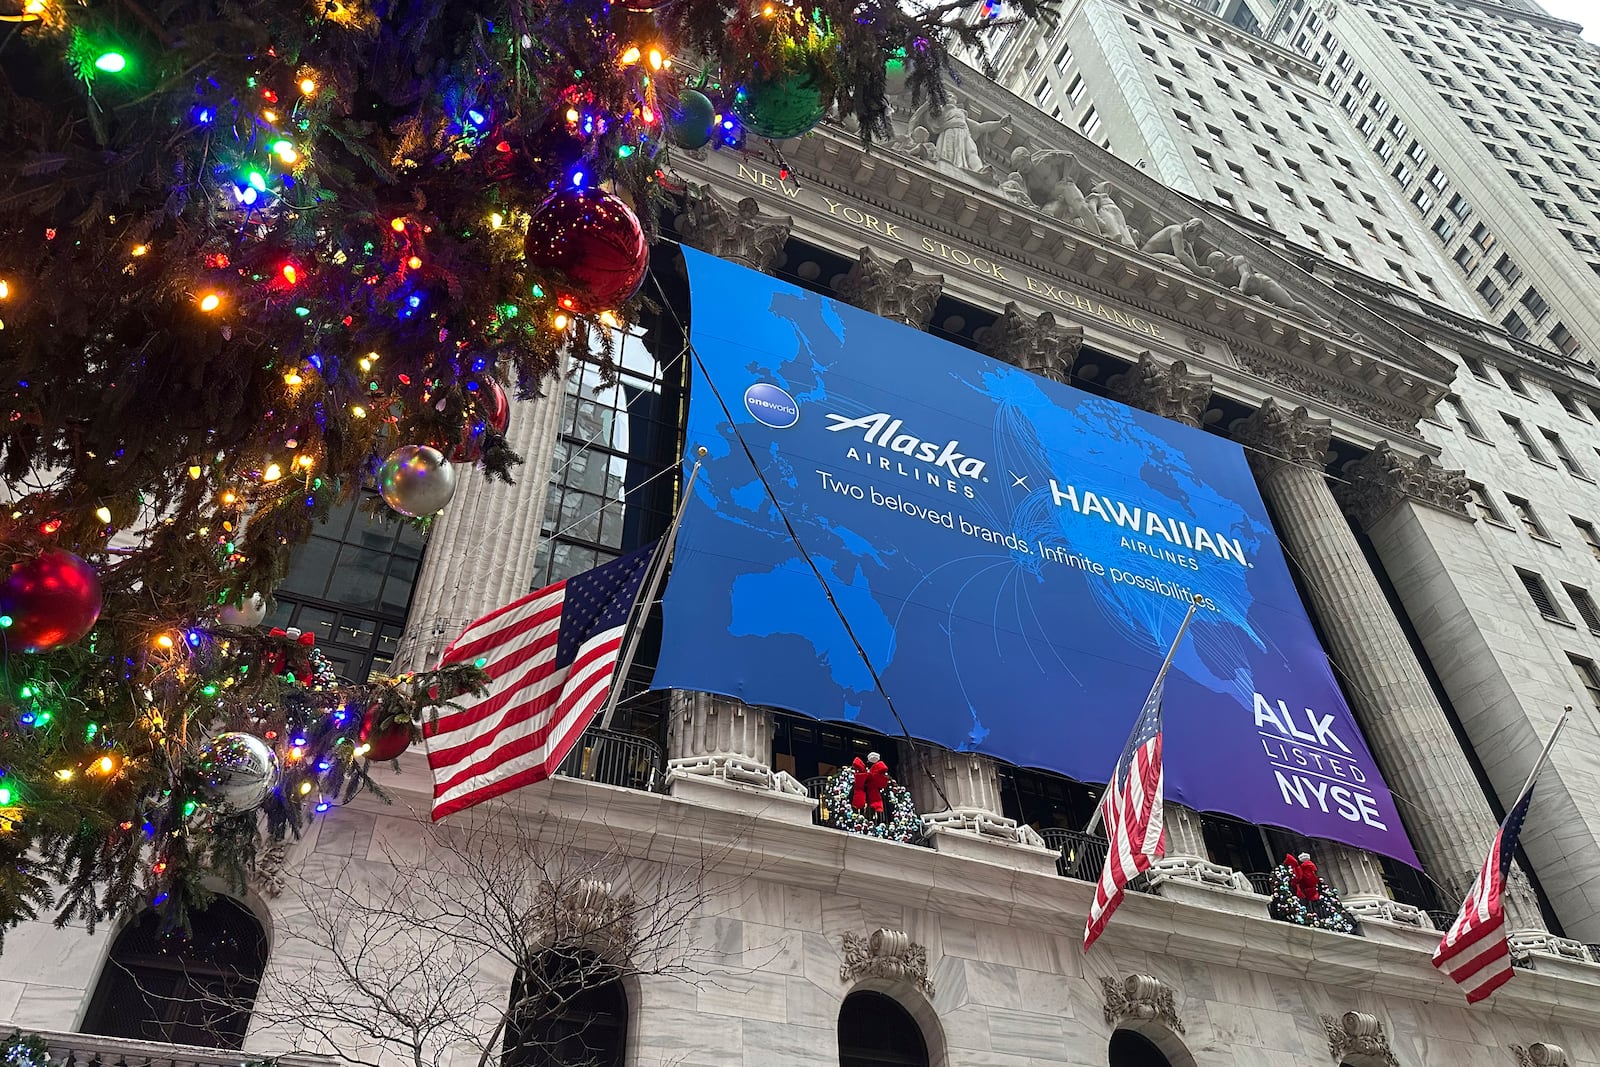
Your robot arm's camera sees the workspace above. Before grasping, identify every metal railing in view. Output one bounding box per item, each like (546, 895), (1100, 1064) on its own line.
(13, 1029), (335, 1067)
(554, 727), (664, 793)
(1242, 871), (1274, 896)
(1427, 909), (1459, 932)
(1040, 828), (1108, 881)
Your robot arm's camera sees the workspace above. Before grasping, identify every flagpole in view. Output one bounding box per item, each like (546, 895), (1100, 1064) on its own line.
(595, 447), (706, 732)
(1084, 594), (1205, 838)
(1510, 706), (1569, 810)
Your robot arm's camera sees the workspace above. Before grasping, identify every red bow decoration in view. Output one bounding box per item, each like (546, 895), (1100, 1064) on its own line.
(1285, 853), (1321, 902)
(262, 627), (318, 685)
(850, 756), (890, 813)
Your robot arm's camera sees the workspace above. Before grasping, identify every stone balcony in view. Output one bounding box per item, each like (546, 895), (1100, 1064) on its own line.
(549, 728), (1600, 976)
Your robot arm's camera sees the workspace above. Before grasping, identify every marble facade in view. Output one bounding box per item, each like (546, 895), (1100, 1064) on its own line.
(7, 764), (1598, 1066)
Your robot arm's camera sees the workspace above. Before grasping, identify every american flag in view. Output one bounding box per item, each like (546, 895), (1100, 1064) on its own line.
(424, 543), (656, 820)
(1432, 776), (1540, 1003)
(1083, 674), (1167, 951)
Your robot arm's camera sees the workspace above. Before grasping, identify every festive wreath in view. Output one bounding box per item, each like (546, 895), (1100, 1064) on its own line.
(819, 765), (922, 843)
(1267, 863), (1358, 934)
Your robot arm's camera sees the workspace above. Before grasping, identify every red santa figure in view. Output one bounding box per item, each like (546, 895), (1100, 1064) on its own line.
(851, 751), (890, 819)
(1286, 851), (1320, 902)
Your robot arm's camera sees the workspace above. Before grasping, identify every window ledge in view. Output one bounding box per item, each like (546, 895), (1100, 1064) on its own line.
(1483, 518), (1516, 530)
(1531, 534), (1563, 547)
(1466, 433), (1495, 445)
(1541, 614), (1578, 629)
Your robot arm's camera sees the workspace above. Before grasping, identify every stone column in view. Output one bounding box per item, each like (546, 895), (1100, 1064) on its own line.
(831, 247), (942, 330)
(1101, 353), (1219, 875)
(1108, 352), (1214, 429)
(674, 183), (793, 272)
(666, 690), (776, 782)
(392, 387), (565, 673)
(663, 691), (813, 818)
(976, 302), (1083, 383)
(1338, 444), (1546, 932)
(900, 741), (1056, 873)
(1232, 400), (1533, 922)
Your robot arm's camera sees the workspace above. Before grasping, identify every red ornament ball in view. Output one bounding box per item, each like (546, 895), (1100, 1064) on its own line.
(359, 706), (413, 762)
(482, 379), (511, 435)
(452, 380), (512, 462)
(523, 189), (648, 314)
(0, 549), (101, 653)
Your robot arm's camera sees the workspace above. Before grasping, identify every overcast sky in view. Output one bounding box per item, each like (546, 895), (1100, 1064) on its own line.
(1536, 0), (1598, 41)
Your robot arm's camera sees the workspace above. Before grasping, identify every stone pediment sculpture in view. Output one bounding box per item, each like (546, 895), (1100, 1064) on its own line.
(1140, 219), (1219, 278)
(909, 97), (1011, 181)
(999, 147), (1102, 233)
(863, 84), (1358, 338)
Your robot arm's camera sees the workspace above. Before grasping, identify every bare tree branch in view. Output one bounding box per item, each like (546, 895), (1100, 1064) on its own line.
(239, 800), (735, 1067)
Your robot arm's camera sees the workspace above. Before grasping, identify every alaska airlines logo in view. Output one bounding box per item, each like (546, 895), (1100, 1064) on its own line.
(743, 383), (800, 428)
(823, 412), (988, 481)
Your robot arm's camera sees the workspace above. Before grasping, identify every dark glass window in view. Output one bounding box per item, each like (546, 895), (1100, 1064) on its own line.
(1110, 1029), (1173, 1067)
(531, 331), (680, 589)
(81, 898), (267, 1050)
(504, 951), (627, 1067)
(269, 492), (425, 681)
(839, 991), (928, 1067)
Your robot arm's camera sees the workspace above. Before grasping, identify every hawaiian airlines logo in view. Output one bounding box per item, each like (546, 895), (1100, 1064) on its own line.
(743, 383), (800, 428)
(823, 412), (988, 481)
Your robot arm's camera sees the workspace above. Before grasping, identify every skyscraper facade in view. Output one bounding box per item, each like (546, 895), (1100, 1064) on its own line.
(1275, 0), (1599, 356)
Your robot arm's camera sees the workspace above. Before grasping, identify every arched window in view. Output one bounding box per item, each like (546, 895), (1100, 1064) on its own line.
(81, 897), (267, 1049)
(504, 949), (628, 1067)
(839, 990), (929, 1067)
(1109, 1028), (1174, 1067)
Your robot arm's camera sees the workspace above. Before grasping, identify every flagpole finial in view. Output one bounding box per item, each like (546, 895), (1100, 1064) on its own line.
(696, 445), (708, 457)
(1191, 594), (1204, 604)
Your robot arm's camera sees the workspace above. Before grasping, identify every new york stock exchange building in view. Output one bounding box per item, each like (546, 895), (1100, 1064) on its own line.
(16, 36), (1600, 1067)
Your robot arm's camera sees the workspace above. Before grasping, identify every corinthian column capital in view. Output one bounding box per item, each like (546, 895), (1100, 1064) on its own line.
(675, 183), (793, 273)
(1231, 398), (1331, 472)
(831, 247), (943, 329)
(1336, 443), (1473, 531)
(1108, 352), (1213, 427)
(977, 301), (1083, 383)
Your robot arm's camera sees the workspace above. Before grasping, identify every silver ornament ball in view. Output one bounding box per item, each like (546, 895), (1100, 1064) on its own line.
(197, 731), (280, 811)
(379, 445), (457, 517)
(217, 591), (267, 627)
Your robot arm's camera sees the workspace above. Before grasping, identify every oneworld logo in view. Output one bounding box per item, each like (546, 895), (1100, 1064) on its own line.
(744, 383), (800, 428)
(823, 412), (988, 481)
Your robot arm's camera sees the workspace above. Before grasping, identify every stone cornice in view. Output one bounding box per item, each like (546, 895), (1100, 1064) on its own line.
(346, 767), (1600, 1029)
(673, 142), (1442, 444)
(922, 66), (1458, 387)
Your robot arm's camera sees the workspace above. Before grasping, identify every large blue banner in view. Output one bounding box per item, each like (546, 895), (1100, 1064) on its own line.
(655, 248), (1418, 865)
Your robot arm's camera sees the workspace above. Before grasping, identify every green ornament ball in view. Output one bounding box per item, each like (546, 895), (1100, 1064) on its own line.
(733, 69), (827, 141)
(884, 51), (909, 96)
(668, 89), (717, 150)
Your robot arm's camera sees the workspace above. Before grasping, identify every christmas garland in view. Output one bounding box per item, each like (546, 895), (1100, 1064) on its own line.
(1266, 863), (1358, 934)
(818, 765), (921, 844)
